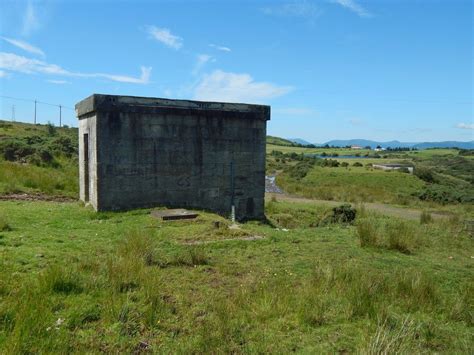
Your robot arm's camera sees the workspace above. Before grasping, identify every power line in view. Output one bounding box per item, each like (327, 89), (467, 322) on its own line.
(0, 94), (74, 110)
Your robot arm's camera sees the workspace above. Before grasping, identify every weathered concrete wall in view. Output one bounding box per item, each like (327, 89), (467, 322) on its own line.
(78, 113), (99, 209)
(76, 94), (270, 220)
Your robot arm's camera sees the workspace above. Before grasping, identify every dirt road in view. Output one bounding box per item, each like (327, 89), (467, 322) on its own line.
(265, 192), (451, 221)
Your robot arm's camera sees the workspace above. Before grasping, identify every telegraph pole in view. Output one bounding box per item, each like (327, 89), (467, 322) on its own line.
(59, 105), (62, 127)
(11, 105), (15, 121)
(34, 100), (37, 124)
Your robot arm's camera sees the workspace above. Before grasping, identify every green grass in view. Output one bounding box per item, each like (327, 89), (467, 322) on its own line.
(0, 200), (472, 353)
(277, 165), (425, 204)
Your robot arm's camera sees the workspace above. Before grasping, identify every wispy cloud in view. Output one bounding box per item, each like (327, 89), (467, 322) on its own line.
(1, 37), (45, 57)
(47, 79), (69, 84)
(262, 0), (321, 19)
(193, 69), (292, 103)
(22, 0), (40, 35)
(209, 44), (231, 52)
(273, 107), (315, 115)
(146, 26), (183, 49)
(0, 52), (152, 84)
(193, 54), (214, 75)
(456, 122), (474, 130)
(0, 70), (8, 78)
(332, 0), (372, 18)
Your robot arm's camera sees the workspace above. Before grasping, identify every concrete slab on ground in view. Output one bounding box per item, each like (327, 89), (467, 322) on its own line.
(151, 209), (199, 221)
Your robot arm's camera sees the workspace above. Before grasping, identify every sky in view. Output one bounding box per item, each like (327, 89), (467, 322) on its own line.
(0, 0), (472, 143)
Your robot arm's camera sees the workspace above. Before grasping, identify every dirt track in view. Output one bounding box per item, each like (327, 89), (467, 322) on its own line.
(0, 193), (76, 202)
(265, 192), (451, 221)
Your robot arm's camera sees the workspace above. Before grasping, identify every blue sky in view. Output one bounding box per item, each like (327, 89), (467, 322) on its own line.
(0, 0), (472, 143)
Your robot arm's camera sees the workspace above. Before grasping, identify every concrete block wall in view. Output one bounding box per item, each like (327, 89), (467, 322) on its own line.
(76, 94), (270, 220)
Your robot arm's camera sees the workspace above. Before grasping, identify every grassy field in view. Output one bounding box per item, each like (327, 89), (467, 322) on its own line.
(277, 165), (425, 205)
(0, 200), (472, 353)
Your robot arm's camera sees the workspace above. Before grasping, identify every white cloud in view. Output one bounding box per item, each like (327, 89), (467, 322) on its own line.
(47, 79), (69, 84)
(1, 37), (45, 57)
(22, 1), (40, 35)
(146, 26), (183, 49)
(209, 44), (231, 52)
(193, 54), (214, 75)
(0, 52), (152, 84)
(456, 122), (474, 130)
(193, 69), (292, 103)
(273, 107), (315, 115)
(0, 70), (8, 78)
(100, 66), (151, 84)
(262, 0), (321, 19)
(332, 0), (372, 18)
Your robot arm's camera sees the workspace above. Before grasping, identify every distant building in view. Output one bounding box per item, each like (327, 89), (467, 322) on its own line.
(373, 164), (413, 174)
(351, 145), (363, 150)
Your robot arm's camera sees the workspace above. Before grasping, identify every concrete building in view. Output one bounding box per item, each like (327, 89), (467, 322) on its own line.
(372, 164), (414, 174)
(76, 94), (270, 220)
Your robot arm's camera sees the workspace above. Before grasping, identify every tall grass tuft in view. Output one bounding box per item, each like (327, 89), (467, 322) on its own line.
(0, 214), (12, 231)
(356, 218), (378, 247)
(387, 220), (420, 254)
(367, 316), (418, 354)
(420, 210), (432, 224)
(40, 266), (83, 294)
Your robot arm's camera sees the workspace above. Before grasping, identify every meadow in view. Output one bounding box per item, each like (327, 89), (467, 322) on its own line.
(0, 121), (473, 352)
(0, 199), (472, 353)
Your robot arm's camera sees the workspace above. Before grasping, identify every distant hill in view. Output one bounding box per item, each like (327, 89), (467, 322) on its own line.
(288, 138), (314, 146)
(266, 136), (294, 146)
(292, 138), (474, 150)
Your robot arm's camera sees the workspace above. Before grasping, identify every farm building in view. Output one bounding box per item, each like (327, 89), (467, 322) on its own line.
(372, 164), (414, 174)
(76, 94), (270, 220)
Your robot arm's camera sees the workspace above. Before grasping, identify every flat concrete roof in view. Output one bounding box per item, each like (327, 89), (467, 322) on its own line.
(76, 94), (270, 120)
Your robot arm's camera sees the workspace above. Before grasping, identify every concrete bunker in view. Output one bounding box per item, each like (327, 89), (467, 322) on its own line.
(76, 94), (270, 220)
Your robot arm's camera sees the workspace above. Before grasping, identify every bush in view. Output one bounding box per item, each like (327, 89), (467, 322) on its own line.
(414, 167), (435, 183)
(330, 204), (357, 224)
(353, 162), (363, 167)
(287, 160), (315, 180)
(341, 162), (349, 168)
(46, 122), (57, 136)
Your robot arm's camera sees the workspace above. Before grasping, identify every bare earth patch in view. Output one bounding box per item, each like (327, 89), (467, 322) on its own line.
(0, 193), (76, 202)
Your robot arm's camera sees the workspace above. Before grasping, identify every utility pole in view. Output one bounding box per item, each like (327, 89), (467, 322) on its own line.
(11, 105), (15, 122)
(34, 100), (37, 124)
(59, 105), (62, 127)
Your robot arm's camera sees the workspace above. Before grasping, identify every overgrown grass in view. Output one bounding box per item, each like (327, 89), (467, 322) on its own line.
(0, 200), (472, 352)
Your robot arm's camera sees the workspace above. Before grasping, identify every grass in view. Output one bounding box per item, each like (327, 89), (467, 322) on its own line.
(277, 165), (425, 204)
(0, 199), (472, 352)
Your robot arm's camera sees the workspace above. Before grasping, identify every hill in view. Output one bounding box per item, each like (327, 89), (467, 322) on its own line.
(266, 136), (295, 146)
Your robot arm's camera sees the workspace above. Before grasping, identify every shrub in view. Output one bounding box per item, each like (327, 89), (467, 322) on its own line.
(341, 162), (349, 168)
(353, 162), (363, 167)
(46, 122), (57, 136)
(331, 204), (357, 224)
(414, 167), (435, 183)
(287, 160), (315, 180)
